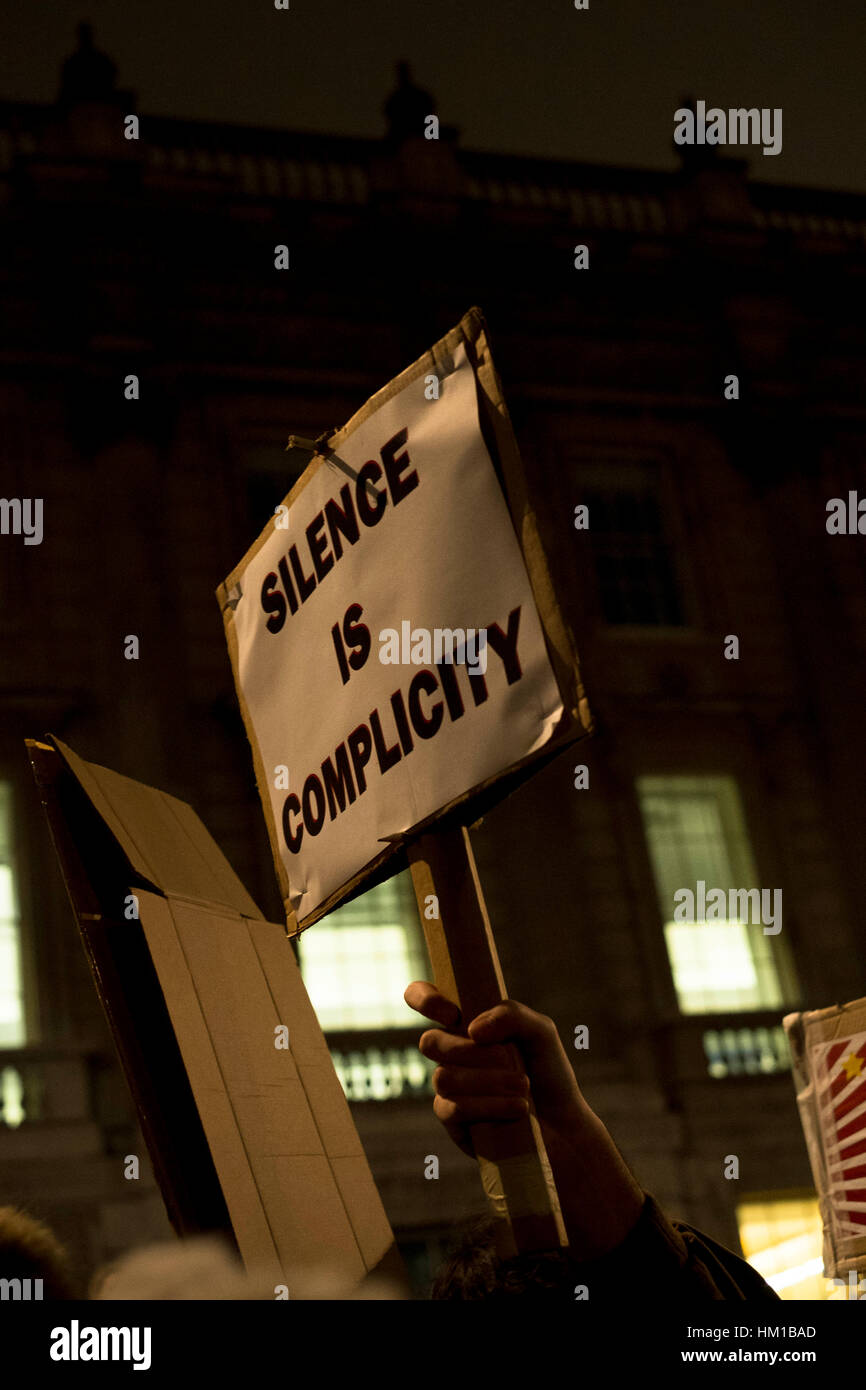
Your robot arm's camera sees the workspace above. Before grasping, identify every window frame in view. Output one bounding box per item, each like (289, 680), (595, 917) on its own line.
(605, 721), (801, 1028)
(296, 868), (429, 1033)
(537, 435), (703, 637)
(636, 772), (790, 1016)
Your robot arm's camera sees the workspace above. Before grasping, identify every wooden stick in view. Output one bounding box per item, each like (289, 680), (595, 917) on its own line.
(407, 824), (567, 1257)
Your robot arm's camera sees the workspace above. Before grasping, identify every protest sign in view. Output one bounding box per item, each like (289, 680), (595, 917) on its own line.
(785, 997), (866, 1281)
(218, 307), (590, 933)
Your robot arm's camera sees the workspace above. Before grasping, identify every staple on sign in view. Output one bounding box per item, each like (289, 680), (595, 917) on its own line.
(285, 435), (319, 453)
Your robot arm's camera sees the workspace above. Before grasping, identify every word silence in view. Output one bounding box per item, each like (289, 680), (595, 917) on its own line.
(260, 427), (417, 634)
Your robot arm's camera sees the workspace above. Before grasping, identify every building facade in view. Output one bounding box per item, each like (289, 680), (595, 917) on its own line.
(1, 39), (865, 1297)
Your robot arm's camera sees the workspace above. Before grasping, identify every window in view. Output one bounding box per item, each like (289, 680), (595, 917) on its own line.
(737, 1194), (840, 1299)
(579, 468), (685, 626)
(703, 1024), (790, 1077)
(637, 775), (792, 1014)
(0, 782), (25, 1046)
(297, 870), (428, 1030)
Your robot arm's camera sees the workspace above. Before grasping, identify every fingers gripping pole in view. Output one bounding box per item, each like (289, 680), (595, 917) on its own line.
(407, 825), (567, 1256)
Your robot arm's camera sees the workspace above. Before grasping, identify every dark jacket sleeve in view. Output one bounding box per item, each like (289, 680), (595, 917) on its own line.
(568, 1193), (780, 1300)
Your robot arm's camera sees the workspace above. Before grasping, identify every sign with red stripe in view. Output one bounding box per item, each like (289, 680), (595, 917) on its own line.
(815, 1031), (866, 1234)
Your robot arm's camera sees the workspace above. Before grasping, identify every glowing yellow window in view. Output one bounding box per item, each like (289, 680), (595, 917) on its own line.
(636, 775), (796, 1014)
(737, 1193), (844, 1300)
(297, 870), (426, 1030)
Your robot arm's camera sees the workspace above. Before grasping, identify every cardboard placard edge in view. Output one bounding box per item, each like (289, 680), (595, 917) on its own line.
(47, 733), (264, 921)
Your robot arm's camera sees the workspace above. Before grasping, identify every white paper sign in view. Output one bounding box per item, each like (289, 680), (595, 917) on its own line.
(229, 341), (563, 920)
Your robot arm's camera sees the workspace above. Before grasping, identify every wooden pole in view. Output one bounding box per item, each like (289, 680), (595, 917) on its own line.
(407, 824), (567, 1257)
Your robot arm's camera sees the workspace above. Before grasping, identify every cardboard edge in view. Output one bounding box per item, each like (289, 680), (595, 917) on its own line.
(47, 734), (161, 892)
(47, 733), (265, 921)
(464, 314), (592, 738)
(219, 610), (298, 931)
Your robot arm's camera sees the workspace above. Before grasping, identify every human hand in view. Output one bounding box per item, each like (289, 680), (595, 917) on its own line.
(404, 981), (645, 1259)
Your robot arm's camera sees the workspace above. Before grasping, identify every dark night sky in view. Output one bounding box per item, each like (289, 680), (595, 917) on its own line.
(2, 0), (865, 193)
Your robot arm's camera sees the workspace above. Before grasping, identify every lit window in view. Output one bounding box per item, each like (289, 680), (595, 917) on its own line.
(703, 1025), (790, 1077)
(297, 871), (427, 1030)
(636, 775), (793, 1014)
(737, 1194), (841, 1299)
(0, 783), (25, 1046)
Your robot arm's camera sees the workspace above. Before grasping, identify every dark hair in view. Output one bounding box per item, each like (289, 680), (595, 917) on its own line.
(0, 1206), (78, 1299)
(432, 1216), (578, 1300)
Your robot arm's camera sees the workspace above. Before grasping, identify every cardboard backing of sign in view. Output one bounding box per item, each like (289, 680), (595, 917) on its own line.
(784, 996), (866, 1279)
(217, 306), (592, 933)
(27, 735), (402, 1295)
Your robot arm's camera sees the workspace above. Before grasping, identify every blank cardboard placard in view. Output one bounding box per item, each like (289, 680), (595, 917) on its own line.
(34, 736), (400, 1294)
(50, 735), (262, 917)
